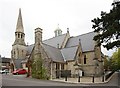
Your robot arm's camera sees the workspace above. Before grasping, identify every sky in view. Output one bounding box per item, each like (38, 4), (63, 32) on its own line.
(0, 0), (116, 58)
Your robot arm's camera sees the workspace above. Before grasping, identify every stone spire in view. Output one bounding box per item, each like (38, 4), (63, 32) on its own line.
(16, 8), (24, 33)
(13, 8), (26, 46)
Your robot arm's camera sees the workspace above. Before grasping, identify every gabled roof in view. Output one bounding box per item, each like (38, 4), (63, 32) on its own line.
(27, 44), (64, 62)
(26, 31), (96, 63)
(43, 33), (66, 48)
(65, 32), (96, 52)
(42, 43), (64, 63)
(14, 59), (23, 69)
(61, 46), (78, 61)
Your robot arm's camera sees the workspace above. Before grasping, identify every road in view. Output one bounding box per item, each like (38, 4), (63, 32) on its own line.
(1, 72), (120, 88)
(2, 74), (83, 86)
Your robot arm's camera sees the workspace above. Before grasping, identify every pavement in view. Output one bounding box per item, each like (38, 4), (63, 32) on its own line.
(0, 73), (2, 87)
(51, 72), (115, 84)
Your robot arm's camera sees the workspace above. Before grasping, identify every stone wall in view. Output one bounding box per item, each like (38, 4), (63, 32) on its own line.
(11, 44), (27, 59)
(22, 63), (28, 71)
(65, 61), (76, 77)
(81, 51), (103, 76)
(64, 51), (104, 77)
(51, 62), (56, 79)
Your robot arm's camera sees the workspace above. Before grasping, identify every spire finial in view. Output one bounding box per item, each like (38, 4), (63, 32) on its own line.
(57, 24), (59, 29)
(67, 28), (69, 33)
(19, 8), (21, 13)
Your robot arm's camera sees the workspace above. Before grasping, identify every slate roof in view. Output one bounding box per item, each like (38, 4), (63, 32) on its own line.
(65, 32), (96, 52)
(42, 43), (64, 62)
(43, 33), (66, 48)
(26, 31), (96, 63)
(27, 44), (34, 54)
(61, 46), (78, 61)
(14, 59), (23, 69)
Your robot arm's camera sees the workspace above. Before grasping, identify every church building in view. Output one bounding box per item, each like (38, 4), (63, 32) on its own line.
(11, 9), (104, 79)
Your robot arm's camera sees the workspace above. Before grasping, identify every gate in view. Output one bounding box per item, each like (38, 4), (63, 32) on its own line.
(56, 70), (71, 78)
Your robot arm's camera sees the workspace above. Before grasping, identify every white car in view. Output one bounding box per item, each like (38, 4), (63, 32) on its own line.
(0, 69), (9, 74)
(0, 70), (5, 74)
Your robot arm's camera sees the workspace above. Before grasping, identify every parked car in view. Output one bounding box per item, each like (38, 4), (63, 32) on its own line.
(12, 69), (27, 75)
(0, 69), (9, 74)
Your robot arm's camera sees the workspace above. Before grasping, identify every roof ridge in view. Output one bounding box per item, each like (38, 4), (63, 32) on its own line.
(43, 33), (67, 41)
(42, 43), (60, 50)
(70, 31), (95, 38)
(62, 45), (78, 50)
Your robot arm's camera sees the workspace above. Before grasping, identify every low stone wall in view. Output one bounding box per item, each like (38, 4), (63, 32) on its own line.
(105, 71), (114, 81)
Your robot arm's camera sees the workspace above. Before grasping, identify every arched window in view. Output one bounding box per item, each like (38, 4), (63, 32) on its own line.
(78, 52), (81, 64)
(56, 63), (60, 70)
(14, 51), (15, 55)
(15, 33), (17, 37)
(61, 64), (64, 70)
(22, 50), (24, 56)
(18, 33), (20, 38)
(21, 34), (23, 38)
(84, 55), (87, 64)
(13, 50), (16, 58)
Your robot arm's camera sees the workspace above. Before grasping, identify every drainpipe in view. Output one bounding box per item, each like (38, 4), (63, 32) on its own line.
(50, 61), (53, 80)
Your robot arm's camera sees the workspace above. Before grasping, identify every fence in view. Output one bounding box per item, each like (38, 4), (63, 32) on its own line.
(56, 70), (71, 78)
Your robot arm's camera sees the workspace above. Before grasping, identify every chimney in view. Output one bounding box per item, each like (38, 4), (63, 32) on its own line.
(35, 27), (42, 44)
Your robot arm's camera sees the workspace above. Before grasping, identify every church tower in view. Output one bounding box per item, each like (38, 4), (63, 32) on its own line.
(54, 24), (62, 37)
(11, 8), (27, 60)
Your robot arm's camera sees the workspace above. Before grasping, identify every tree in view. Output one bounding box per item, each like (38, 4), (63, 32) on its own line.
(109, 48), (120, 71)
(104, 56), (110, 71)
(31, 55), (49, 79)
(91, 1), (120, 50)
